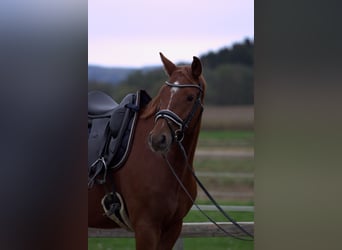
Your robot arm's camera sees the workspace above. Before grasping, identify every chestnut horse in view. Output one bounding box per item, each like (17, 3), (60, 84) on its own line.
(88, 53), (206, 249)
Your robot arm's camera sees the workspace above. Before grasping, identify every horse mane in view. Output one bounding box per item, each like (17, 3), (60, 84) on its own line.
(140, 86), (163, 119)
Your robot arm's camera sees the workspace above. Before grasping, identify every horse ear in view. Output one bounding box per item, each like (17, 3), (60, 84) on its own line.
(160, 52), (176, 76)
(191, 56), (202, 79)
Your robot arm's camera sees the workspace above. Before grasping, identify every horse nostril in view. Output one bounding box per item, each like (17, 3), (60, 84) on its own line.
(159, 134), (166, 145)
(149, 132), (170, 152)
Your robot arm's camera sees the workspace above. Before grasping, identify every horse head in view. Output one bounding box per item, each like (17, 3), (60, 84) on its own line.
(148, 53), (206, 153)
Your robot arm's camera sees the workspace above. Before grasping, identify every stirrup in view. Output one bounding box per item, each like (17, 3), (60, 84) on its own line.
(101, 192), (133, 231)
(102, 192), (121, 215)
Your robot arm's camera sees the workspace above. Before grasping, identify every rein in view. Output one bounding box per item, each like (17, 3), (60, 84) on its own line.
(163, 142), (254, 241)
(154, 80), (253, 240)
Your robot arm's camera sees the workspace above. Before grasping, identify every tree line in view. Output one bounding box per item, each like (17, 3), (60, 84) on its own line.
(89, 38), (253, 105)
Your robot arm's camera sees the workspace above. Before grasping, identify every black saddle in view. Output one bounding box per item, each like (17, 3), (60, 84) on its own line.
(88, 90), (151, 187)
(88, 91), (119, 116)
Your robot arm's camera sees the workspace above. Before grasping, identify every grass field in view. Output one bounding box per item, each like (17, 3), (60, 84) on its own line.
(198, 130), (254, 148)
(89, 235), (253, 250)
(201, 106), (254, 130)
(88, 233), (253, 250)
(89, 106), (254, 249)
(88, 206), (254, 250)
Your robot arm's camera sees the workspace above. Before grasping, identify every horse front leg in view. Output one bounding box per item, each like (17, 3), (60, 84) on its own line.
(134, 222), (182, 250)
(157, 220), (183, 250)
(134, 222), (162, 250)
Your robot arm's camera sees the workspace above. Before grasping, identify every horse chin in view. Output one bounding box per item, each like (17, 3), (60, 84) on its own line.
(149, 145), (170, 154)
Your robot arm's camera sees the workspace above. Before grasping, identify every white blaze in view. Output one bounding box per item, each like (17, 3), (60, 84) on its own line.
(167, 81), (179, 109)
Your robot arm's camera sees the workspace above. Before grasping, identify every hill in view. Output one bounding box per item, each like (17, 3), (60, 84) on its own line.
(88, 65), (161, 85)
(88, 38), (254, 105)
(88, 65), (136, 85)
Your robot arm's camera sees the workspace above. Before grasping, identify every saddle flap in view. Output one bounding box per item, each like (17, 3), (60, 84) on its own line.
(109, 93), (136, 138)
(88, 90), (152, 187)
(109, 109), (125, 137)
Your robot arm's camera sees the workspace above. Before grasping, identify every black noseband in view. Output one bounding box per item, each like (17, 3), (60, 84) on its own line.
(154, 81), (203, 142)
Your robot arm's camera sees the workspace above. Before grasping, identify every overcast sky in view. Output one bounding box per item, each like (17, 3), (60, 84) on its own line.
(88, 0), (254, 68)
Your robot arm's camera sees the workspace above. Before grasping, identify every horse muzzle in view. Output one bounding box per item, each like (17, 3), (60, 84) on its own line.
(148, 130), (172, 153)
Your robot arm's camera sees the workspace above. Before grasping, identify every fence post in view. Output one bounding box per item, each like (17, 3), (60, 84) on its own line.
(173, 237), (184, 250)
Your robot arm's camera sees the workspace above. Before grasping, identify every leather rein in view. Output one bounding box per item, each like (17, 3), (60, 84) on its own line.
(155, 81), (254, 240)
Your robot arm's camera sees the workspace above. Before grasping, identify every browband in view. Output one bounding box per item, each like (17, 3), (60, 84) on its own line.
(165, 81), (203, 92)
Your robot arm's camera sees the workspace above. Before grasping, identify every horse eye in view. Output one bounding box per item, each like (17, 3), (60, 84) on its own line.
(187, 95), (194, 102)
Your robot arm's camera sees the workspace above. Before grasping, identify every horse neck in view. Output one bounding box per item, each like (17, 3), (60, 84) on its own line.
(171, 120), (201, 204)
(181, 120), (202, 165)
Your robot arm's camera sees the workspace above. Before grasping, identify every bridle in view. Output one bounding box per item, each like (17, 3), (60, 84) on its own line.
(154, 81), (204, 142)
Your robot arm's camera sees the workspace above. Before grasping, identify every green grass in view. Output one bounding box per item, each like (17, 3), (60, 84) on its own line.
(199, 130), (254, 141)
(195, 200), (254, 206)
(198, 130), (254, 148)
(195, 158), (254, 172)
(195, 129), (254, 201)
(88, 231), (253, 250)
(88, 209), (254, 250)
(184, 210), (254, 223)
(88, 238), (136, 250)
(184, 130), (255, 249)
(182, 237), (253, 250)
(193, 158), (254, 191)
